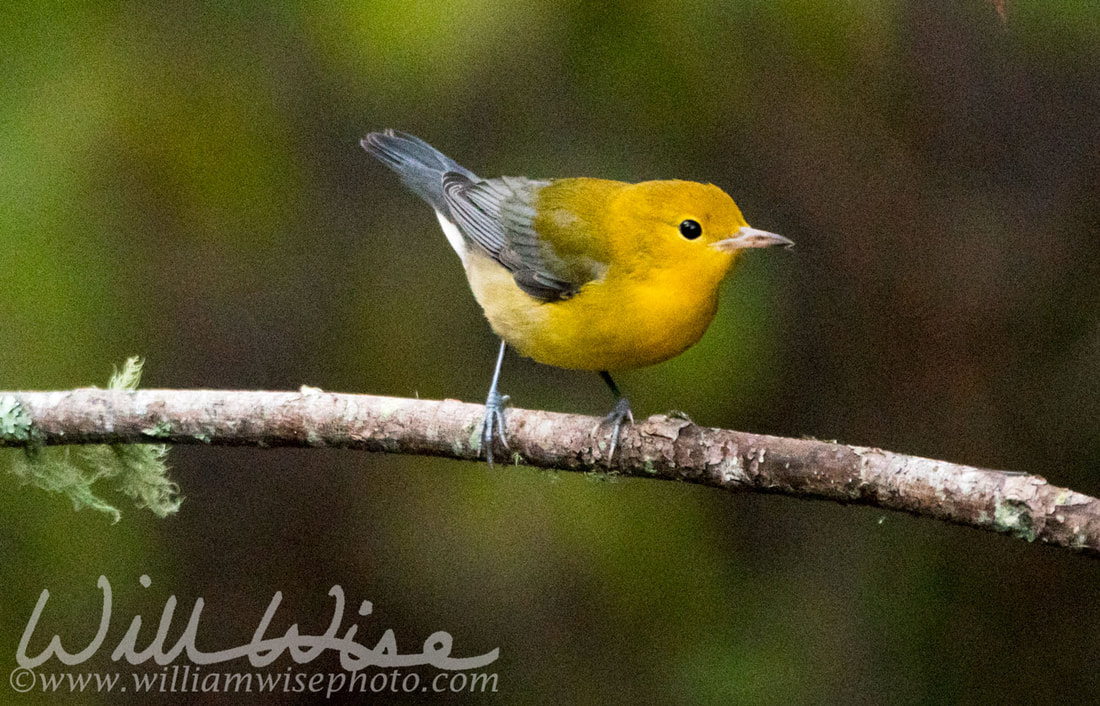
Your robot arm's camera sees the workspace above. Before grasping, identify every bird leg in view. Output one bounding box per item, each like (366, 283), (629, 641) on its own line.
(597, 371), (634, 465)
(481, 340), (510, 466)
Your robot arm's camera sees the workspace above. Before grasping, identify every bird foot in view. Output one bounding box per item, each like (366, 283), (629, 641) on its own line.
(481, 390), (510, 467)
(594, 397), (634, 465)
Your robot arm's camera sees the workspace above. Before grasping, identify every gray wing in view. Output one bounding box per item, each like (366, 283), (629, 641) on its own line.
(442, 173), (598, 301)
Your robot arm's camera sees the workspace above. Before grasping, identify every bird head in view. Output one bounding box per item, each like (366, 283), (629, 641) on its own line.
(608, 180), (792, 280)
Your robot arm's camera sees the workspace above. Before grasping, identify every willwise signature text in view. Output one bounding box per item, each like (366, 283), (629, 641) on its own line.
(16, 576), (499, 672)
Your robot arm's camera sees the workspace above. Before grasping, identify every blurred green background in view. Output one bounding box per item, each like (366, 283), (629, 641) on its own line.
(3, 0), (1100, 703)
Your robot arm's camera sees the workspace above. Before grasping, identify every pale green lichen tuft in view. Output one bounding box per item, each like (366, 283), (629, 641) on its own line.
(110, 356), (145, 391)
(141, 420), (174, 439)
(5, 357), (181, 522)
(585, 468), (620, 483)
(0, 396), (36, 443)
(993, 499), (1038, 542)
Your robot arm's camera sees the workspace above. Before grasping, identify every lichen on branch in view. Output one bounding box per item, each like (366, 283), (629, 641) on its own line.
(1, 358), (180, 522)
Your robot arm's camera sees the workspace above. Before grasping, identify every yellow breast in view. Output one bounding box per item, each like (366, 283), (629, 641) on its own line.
(464, 249), (729, 371)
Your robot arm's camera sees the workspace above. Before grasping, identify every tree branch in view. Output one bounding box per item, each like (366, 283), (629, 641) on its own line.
(2, 388), (1097, 557)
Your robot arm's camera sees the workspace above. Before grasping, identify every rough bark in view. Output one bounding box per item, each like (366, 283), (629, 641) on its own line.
(2, 388), (1097, 557)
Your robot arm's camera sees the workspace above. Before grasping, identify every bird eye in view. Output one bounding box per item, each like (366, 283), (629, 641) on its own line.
(679, 219), (702, 240)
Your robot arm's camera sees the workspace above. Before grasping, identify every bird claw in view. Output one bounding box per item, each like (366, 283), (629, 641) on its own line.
(594, 397), (633, 466)
(481, 391), (510, 467)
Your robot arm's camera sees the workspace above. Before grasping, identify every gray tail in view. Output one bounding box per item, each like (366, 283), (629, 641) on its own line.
(361, 130), (478, 214)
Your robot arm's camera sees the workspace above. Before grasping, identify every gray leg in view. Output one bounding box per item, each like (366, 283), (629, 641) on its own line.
(481, 340), (510, 466)
(598, 371), (634, 464)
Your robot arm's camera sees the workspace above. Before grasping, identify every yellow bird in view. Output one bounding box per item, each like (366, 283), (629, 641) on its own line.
(362, 130), (791, 464)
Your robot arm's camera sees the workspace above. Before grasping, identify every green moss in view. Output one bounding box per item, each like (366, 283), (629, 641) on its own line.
(4, 357), (181, 522)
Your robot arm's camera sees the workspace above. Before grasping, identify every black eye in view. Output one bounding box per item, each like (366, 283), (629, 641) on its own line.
(679, 219), (702, 240)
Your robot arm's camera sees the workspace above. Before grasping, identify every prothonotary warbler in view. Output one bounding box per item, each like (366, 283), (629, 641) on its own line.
(362, 130), (792, 465)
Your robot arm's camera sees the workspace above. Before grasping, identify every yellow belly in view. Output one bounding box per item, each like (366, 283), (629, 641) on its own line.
(464, 251), (723, 371)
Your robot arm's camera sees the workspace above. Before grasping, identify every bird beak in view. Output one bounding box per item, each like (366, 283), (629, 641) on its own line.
(712, 226), (794, 252)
